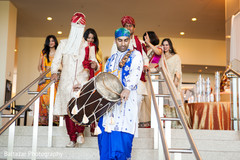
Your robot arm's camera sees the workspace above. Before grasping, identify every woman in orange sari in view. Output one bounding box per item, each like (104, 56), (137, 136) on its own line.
(37, 35), (59, 126)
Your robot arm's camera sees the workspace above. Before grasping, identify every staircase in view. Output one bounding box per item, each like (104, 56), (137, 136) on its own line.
(1, 126), (240, 160)
(0, 126), (157, 160)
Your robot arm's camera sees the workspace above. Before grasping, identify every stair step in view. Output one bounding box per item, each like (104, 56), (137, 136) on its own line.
(0, 147), (159, 160)
(1, 127), (240, 160)
(171, 138), (240, 152)
(1, 147), (240, 160)
(169, 151), (240, 160)
(1, 126), (154, 138)
(172, 129), (240, 141)
(0, 135), (154, 149)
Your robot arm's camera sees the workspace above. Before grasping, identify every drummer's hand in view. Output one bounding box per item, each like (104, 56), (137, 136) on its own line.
(121, 89), (130, 101)
(51, 73), (58, 82)
(90, 61), (98, 70)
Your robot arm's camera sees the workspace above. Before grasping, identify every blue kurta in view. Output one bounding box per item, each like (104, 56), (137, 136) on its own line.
(98, 49), (143, 160)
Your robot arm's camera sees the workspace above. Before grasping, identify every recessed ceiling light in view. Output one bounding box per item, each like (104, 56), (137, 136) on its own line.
(198, 69), (202, 73)
(192, 18), (197, 22)
(14, 49), (17, 52)
(180, 32), (185, 35)
(57, 31), (62, 35)
(205, 66), (208, 69)
(226, 35), (231, 39)
(47, 17), (52, 21)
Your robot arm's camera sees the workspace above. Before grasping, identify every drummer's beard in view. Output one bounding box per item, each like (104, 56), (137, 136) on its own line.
(63, 22), (85, 55)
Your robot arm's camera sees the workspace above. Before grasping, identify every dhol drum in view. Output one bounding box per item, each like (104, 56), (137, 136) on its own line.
(67, 72), (123, 125)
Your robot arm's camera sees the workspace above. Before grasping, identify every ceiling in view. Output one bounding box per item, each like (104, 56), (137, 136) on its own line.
(3, 0), (225, 40)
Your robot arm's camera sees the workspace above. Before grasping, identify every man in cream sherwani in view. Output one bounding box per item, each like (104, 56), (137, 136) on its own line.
(51, 12), (99, 147)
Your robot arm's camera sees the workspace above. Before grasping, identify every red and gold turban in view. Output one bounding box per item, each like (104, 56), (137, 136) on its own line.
(121, 16), (135, 27)
(71, 12), (86, 25)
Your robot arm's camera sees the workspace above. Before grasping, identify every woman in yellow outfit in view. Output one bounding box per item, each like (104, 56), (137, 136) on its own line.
(37, 35), (59, 126)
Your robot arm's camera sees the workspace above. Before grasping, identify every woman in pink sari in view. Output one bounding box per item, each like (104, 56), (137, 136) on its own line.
(138, 31), (163, 128)
(143, 31), (163, 73)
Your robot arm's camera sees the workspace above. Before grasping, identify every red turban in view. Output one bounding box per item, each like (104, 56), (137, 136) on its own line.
(121, 16), (135, 27)
(71, 12), (86, 25)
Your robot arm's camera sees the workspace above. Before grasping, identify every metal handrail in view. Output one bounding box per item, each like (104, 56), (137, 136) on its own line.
(0, 68), (51, 112)
(0, 80), (55, 135)
(225, 68), (240, 78)
(159, 67), (202, 160)
(146, 71), (170, 160)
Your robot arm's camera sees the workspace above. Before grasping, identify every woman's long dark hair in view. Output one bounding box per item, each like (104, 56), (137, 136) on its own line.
(83, 28), (99, 52)
(161, 38), (176, 55)
(143, 31), (159, 46)
(42, 35), (58, 62)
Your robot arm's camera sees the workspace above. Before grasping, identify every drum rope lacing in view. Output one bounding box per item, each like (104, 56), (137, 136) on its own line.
(69, 73), (123, 134)
(68, 75), (118, 125)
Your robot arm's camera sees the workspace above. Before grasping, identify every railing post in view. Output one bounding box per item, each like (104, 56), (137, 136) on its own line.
(48, 83), (54, 147)
(32, 98), (40, 160)
(0, 112), (2, 127)
(150, 74), (169, 160)
(7, 119), (15, 160)
(238, 78), (240, 131)
(59, 116), (64, 126)
(151, 75), (159, 149)
(165, 121), (171, 147)
(232, 78), (238, 130)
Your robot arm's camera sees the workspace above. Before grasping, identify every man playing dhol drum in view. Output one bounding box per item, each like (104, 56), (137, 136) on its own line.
(51, 12), (99, 148)
(98, 28), (143, 160)
(111, 16), (150, 132)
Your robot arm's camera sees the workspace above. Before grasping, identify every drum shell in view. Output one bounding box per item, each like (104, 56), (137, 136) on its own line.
(67, 73), (122, 125)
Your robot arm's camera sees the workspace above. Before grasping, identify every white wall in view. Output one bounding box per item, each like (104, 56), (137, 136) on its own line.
(0, 1), (17, 105)
(0, 2), (9, 106)
(225, 0), (240, 64)
(16, 37), (45, 105)
(0, 1), (17, 126)
(99, 37), (226, 67)
(170, 38), (226, 66)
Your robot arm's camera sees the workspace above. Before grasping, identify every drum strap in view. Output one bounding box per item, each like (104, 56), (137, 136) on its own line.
(119, 50), (132, 68)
